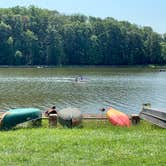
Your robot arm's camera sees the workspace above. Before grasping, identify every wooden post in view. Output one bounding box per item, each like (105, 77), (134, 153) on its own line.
(131, 114), (140, 125)
(49, 114), (57, 127)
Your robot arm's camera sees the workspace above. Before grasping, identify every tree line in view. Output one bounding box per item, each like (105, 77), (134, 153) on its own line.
(0, 6), (166, 66)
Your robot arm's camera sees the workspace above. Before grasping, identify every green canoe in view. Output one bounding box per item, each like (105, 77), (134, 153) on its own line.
(0, 108), (42, 130)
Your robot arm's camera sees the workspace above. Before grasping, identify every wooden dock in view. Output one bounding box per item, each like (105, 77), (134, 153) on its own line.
(42, 113), (107, 120)
(1, 112), (139, 126)
(1, 112), (133, 120)
(82, 114), (107, 120)
(140, 106), (166, 128)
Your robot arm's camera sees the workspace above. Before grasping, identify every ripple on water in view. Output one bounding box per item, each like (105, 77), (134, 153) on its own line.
(0, 68), (166, 114)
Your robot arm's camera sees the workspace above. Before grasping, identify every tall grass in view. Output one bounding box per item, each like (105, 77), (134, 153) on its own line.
(0, 120), (165, 166)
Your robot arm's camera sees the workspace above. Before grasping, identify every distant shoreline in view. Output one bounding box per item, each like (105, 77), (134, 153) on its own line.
(0, 65), (166, 69)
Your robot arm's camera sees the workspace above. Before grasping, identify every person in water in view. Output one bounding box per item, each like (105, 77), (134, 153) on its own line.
(75, 75), (84, 82)
(75, 77), (79, 82)
(45, 106), (57, 117)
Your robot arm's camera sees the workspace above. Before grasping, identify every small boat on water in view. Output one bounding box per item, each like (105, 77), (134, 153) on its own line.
(74, 76), (88, 83)
(0, 108), (42, 130)
(106, 107), (130, 127)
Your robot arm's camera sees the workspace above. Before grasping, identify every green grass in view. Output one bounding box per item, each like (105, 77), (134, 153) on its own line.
(0, 120), (165, 166)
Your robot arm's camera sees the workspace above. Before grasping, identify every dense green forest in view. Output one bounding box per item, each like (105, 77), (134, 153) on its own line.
(0, 6), (166, 65)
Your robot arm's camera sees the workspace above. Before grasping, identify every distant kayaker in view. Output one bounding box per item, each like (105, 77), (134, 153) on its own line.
(45, 106), (57, 117)
(75, 75), (84, 82)
(80, 75), (83, 80)
(75, 77), (79, 82)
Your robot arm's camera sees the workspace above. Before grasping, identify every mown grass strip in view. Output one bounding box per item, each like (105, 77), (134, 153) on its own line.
(0, 120), (165, 166)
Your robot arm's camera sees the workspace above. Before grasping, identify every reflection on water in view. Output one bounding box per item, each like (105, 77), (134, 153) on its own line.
(0, 67), (166, 114)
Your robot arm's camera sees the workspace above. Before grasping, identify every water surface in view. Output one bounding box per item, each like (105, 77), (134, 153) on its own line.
(0, 67), (166, 114)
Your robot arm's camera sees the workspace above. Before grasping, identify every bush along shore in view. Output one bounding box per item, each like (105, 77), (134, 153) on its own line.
(0, 120), (165, 166)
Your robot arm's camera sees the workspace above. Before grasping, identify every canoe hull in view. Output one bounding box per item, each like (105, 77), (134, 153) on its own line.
(106, 107), (130, 127)
(58, 107), (82, 128)
(140, 107), (166, 128)
(0, 108), (42, 130)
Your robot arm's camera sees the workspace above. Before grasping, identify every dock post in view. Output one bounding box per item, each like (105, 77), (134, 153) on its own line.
(48, 114), (57, 127)
(131, 114), (140, 125)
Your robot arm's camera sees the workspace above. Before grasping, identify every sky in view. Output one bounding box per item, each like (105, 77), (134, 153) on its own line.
(0, 0), (165, 34)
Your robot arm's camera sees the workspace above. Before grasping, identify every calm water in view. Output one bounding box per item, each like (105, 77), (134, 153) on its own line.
(0, 67), (166, 114)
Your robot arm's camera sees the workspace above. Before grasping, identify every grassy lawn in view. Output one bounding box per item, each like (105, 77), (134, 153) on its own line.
(0, 120), (165, 166)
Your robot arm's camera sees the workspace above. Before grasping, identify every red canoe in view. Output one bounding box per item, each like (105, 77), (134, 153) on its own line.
(106, 107), (130, 127)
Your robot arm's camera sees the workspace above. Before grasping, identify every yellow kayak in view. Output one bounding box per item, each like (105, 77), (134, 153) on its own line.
(106, 107), (130, 127)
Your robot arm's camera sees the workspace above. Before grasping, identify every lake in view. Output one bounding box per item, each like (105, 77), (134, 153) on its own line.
(0, 67), (166, 114)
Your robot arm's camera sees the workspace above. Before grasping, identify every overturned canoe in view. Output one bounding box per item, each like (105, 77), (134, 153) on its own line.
(0, 108), (42, 130)
(58, 107), (82, 128)
(140, 106), (166, 128)
(106, 107), (130, 127)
